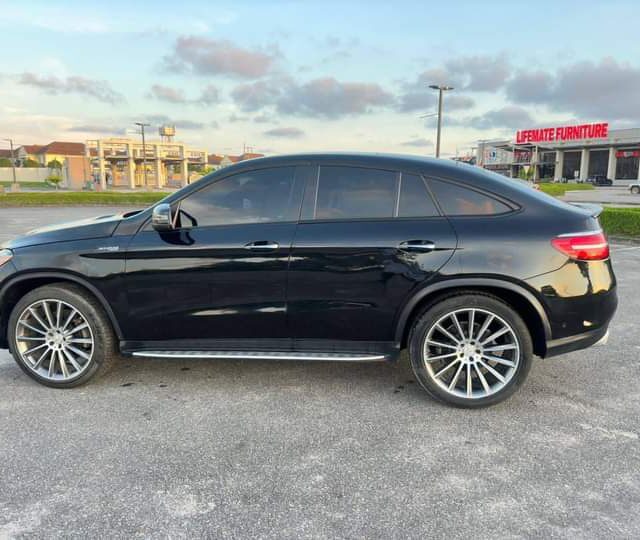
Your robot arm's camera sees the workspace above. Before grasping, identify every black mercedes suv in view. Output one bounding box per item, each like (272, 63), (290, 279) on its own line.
(0, 153), (617, 407)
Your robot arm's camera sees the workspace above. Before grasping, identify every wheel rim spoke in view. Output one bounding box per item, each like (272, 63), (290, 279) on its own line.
(65, 323), (89, 336)
(18, 320), (47, 335)
(433, 358), (459, 379)
(451, 313), (465, 341)
(477, 359), (506, 383)
(425, 352), (458, 362)
(434, 324), (461, 345)
(423, 307), (520, 400)
(468, 310), (475, 339)
(28, 308), (48, 332)
(426, 339), (458, 350)
(484, 344), (516, 352)
(66, 344), (90, 360)
(474, 363), (491, 393)
(62, 348), (82, 372)
(15, 299), (94, 382)
(448, 362), (465, 390)
(42, 301), (55, 328)
(61, 308), (78, 332)
(481, 326), (510, 345)
(482, 354), (516, 368)
(476, 313), (494, 341)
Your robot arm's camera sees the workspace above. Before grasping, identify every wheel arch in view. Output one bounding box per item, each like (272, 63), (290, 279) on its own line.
(0, 272), (123, 349)
(395, 278), (551, 357)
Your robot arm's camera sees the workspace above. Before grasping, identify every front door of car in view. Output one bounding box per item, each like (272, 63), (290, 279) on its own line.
(287, 165), (458, 343)
(122, 165), (307, 343)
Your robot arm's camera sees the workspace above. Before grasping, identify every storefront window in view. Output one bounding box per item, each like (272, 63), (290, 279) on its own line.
(616, 155), (640, 180)
(588, 150), (608, 177)
(562, 151), (581, 180)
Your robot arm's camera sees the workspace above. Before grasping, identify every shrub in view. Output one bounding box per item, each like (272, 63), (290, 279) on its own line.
(600, 208), (640, 238)
(46, 175), (63, 189)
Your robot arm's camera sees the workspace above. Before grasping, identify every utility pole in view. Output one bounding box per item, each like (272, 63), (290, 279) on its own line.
(428, 85), (454, 158)
(135, 122), (150, 189)
(2, 138), (17, 187)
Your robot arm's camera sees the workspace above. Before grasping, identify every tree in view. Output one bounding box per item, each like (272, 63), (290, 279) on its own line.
(0, 157), (12, 167)
(22, 158), (40, 168)
(47, 159), (63, 171)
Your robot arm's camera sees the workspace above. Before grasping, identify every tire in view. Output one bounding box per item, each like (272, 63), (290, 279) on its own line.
(408, 293), (533, 408)
(632, 186), (640, 195)
(8, 283), (118, 388)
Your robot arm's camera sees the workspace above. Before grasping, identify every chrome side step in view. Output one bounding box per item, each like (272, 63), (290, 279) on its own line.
(131, 350), (387, 362)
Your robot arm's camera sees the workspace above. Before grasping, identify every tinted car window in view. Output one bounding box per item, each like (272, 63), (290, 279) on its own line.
(429, 178), (511, 216)
(315, 166), (397, 219)
(178, 167), (297, 227)
(398, 174), (439, 217)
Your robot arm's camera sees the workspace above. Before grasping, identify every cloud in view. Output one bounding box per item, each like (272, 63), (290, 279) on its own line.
(232, 79), (284, 112)
(197, 84), (220, 105)
(163, 35), (276, 78)
(147, 84), (187, 103)
(67, 124), (125, 135)
(253, 113), (275, 124)
(147, 83), (220, 106)
(142, 114), (205, 130)
(444, 54), (510, 92)
(231, 76), (394, 118)
(401, 137), (433, 147)
(19, 72), (124, 103)
(467, 106), (533, 129)
(506, 57), (640, 121)
(228, 113), (249, 123)
(277, 77), (394, 118)
(263, 127), (305, 138)
(397, 70), (475, 112)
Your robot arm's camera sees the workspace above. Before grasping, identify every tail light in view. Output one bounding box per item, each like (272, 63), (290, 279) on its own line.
(551, 230), (609, 261)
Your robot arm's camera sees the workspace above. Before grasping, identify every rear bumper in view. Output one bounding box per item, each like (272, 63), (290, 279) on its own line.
(545, 325), (610, 358)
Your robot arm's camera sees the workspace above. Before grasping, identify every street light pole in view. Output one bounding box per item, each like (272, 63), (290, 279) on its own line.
(2, 138), (17, 186)
(134, 122), (150, 189)
(428, 84), (454, 158)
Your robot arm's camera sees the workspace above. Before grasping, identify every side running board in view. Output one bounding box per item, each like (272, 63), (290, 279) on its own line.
(131, 350), (388, 362)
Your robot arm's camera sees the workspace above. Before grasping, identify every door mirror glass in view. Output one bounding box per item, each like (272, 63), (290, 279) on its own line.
(151, 203), (173, 231)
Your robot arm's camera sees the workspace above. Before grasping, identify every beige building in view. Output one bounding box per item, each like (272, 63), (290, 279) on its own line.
(86, 138), (207, 190)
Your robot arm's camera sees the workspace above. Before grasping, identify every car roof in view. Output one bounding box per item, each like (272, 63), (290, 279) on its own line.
(228, 152), (465, 175)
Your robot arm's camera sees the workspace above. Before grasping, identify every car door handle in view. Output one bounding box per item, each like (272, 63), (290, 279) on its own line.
(244, 241), (280, 250)
(398, 240), (436, 252)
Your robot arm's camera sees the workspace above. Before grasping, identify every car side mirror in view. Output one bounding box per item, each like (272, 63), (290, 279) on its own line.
(152, 203), (174, 232)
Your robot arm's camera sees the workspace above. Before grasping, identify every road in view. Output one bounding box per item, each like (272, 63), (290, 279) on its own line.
(561, 186), (640, 207)
(1, 207), (639, 539)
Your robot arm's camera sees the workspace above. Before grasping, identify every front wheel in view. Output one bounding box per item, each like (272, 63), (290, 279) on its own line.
(8, 283), (118, 388)
(631, 186), (640, 195)
(408, 293), (533, 408)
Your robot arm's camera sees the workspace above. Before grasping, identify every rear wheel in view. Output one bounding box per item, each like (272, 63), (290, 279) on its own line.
(409, 293), (533, 408)
(631, 186), (640, 195)
(8, 283), (118, 388)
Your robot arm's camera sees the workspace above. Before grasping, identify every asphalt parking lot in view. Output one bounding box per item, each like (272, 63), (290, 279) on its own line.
(1, 207), (639, 539)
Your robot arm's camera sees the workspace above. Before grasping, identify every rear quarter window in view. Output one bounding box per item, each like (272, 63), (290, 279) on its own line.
(429, 178), (512, 216)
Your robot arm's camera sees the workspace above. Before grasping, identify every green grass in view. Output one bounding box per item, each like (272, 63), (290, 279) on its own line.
(0, 191), (169, 207)
(600, 207), (640, 238)
(538, 182), (595, 196)
(0, 181), (55, 189)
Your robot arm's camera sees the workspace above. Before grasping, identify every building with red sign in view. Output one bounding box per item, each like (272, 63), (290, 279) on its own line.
(476, 123), (640, 183)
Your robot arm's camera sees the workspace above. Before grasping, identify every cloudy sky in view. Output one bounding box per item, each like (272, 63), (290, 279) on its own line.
(1, 0), (639, 157)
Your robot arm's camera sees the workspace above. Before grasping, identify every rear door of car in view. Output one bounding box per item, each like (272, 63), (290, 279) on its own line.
(287, 164), (458, 345)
